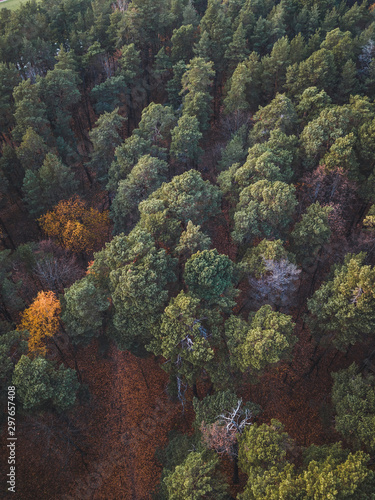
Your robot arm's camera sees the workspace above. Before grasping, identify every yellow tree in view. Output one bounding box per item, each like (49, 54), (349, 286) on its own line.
(18, 291), (61, 356)
(38, 196), (111, 253)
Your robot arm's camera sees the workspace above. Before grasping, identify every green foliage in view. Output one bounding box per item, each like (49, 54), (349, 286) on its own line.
(12, 79), (49, 142)
(307, 253), (375, 350)
(249, 94), (297, 145)
(239, 420), (293, 472)
(22, 153), (78, 216)
(291, 202), (333, 265)
(88, 108), (125, 185)
(232, 180), (297, 244)
(240, 239), (291, 278)
(332, 363), (375, 453)
(170, 114), (203, 165)
(62, 277), (110, 345)
(13, 355), (80, 412)
(175, 221), (211, 260)
(16, 127), (48, 172)
(148, 291), (221, 384)
(181, 57), (215, 131)
(171, 24), (196, 63)
(111, 154), (168, 234)
(93, 227), (177, 352)
(163, 450), (229, 500)
(139, 170), (221, 246)
(91, 75), (127, 114)
(184, 249), (238, 309)
(217, 125), (247, 172)
(226, 305), (296, 373)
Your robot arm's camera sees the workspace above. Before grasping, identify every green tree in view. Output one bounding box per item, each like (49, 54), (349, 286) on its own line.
(285, 48), (336, 98)
(291, 202), (333, 265)
(23, 153), (78, 215)
(12, 355), (79, 412)
(163, 450), (229, 500)
(249, 94), (297, 145)
(232, 180), (297, 245)
(181, 57), (215, 131)
(226, 305), (296, 373)
(223, 61), (251, 117)
(111, 154), (168, 233)
(171, 24), (196, 64)
(91, 75), (127, 114)
(175, 220), (211, 260)
(22, 153), (78, 216)
(184, 249), (238, 309)
(16, 127), (48, 173)
(224, 22), (248, 73)
(170, 114), (203, 166)
(296, 86), (332, 126)
(148, 291), (221, 384)
(332, 363), (375, 453)
(307, 253), (375, 350)
(87, 108), (125, 185)
(62, 276), (110, 346)
(12, 79), (49, 142)
(92, 227), (177, 353)
(139, 170), (221, 246)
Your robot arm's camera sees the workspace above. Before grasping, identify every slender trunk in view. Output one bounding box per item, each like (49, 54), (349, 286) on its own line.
(233, 444), (239, 484)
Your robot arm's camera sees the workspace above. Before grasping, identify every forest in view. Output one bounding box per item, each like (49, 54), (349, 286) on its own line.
(1, 0), (375, 497)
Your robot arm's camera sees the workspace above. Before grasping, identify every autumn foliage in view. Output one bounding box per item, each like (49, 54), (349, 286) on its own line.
(38, 196), (111, 253)
(18, 290), (61, 356)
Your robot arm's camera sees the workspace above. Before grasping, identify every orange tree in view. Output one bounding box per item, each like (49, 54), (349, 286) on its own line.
(38, 196), (111, 253)
(18, 290), (61, 356)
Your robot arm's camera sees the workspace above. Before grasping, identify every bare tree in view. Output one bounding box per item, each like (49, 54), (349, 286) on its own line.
(249, 258), (301, 312)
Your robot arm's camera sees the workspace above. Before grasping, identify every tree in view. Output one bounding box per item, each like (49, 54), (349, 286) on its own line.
(22, 153), (78, 216)
(0, 62), (19, 132)
(181, 57), (215, 131)
(307, 253), (375, 350)
(171, 24), (196, 64)
(87, 108), (125, 185)
(38, 196), (110, 254)
(12, 79), (49, 142)
(184, 249), (238, 309)
(170, 114), (203, 166)
(147, 291), (220, 384)
(62, 277), (110, 346)
(223, 61), (251, 117)
(291, 202), (333, 265)
(238, 427), (375, 500)
(296, 86), (332, 126)
(94, 227), (177, 353)
(217, 125), (247, 172)
(37, 66), (81, 157)
(16, 127), (48, 173)
(91, 75), (127, 114)
(18, 291), (61, 356)
(332, 363), (375, 453)
(135, 102), (176, 149)
(232, 180), (297, 245)
(175, 221), (211, 260)
(107, 133), (152, 191)
(163, 450), (229, 500)
(225, 23), (248, 73)
(139, 170), (221, 246)
(240, 239), (291, 278)
(226, 305), (296, 373)
(248, 259), (301, 312)
(111, 154), (168, 234)
(12, 355), (79, 412)
(249, 94), (297, 145)
(285, 48), (336, 98)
